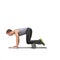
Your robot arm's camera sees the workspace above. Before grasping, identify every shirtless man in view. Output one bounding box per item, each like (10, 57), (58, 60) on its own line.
(6, 27), (45, 48)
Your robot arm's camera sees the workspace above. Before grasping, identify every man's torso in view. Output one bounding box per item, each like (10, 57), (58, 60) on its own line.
(17, 28), (27, 36)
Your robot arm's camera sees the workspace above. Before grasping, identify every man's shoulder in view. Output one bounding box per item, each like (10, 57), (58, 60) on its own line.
(14, 29), (19, 33)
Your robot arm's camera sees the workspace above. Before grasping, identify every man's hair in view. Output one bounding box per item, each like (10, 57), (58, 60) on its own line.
(6, 29), (12, 33)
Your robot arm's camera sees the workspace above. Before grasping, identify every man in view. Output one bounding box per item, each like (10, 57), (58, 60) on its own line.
(6, 27), (45, 48)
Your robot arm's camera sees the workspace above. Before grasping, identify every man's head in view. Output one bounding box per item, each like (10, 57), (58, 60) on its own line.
(6, 29), (14, 36)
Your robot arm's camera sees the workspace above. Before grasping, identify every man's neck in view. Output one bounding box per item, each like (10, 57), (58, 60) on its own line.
(12, 31), (15, 34)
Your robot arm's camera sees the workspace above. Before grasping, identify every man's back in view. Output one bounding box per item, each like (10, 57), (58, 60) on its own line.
(17, 28), (27, 36)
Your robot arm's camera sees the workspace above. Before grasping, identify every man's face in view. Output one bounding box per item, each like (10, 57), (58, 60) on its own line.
(7, 31), (14, 36)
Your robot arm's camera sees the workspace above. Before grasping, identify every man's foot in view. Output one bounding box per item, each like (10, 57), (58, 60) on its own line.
(39, 38), (45, 46)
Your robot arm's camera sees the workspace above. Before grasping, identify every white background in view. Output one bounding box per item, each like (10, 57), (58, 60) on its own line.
(0, 0), (60, 60)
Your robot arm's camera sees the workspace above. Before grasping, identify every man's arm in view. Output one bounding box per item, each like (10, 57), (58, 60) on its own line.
(14, 29), (19, 48)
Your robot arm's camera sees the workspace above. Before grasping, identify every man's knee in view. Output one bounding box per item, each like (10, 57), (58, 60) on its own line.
(26, 41), (30, 44)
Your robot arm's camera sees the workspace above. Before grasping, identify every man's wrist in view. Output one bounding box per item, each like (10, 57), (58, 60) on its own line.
(16, 45), (18, 47)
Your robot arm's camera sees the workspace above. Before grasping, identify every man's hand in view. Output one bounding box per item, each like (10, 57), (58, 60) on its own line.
(13, 46), (18, 48)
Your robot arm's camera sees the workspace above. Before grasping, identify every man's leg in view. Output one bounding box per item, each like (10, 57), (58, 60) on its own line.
(26, 28), (45, 44)
(26, 28), (32, 44)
